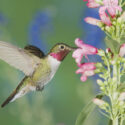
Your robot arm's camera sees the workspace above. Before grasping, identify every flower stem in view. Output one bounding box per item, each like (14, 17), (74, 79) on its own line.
(111, 58), (119, 125)
(121, 2), (125, 7)
(112, 117), (118, 125)
(119, 0), (123, 6)
(120, 117), (124, 125)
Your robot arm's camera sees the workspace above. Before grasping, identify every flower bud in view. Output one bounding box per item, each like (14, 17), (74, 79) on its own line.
(95, 62), (103, 67)
(112, 21), (116, 25)
(119, 92), (125, 101)
(97, 79), (103, 86)
(111, 60), (115, 65)
(101, 27), (105, 30)
(118, 12), (125, 23)
(119, 43), (125, 57)
(112, 92), (118, 100)
(105, 26), (111, 32)
(95, 0), (103, 4)
(106, 48), (111, 53)
(117, 17), (122, 24)
(106, 48), (113, 58)
(94, 69), (101, 73)
(100, 86), (105, 91)
(112, 77), (117, 82)
(119, 101), (124, 106)
(97, 49), (105, 56)
(84, 17), (102, 26)
(84, 0), (100, 8)
(121, 24), (125, 28)
(93, 98), (105, 106)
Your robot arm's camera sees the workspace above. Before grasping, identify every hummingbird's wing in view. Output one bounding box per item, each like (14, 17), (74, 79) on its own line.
(0, 41), (43, 76)
(24, 45), (45, 58)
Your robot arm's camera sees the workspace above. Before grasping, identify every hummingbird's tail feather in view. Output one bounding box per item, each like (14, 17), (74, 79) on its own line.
(1, 90), (17, 108)
(1, 76), (35, 108)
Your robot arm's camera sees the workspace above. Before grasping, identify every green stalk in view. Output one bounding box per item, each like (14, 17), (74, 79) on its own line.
(122, 1), (125, 7)
(111, 58), (119, 125)
(112, 118), (118, 125)
(120, 117), (124, 125)
(119, 0), (123, 6)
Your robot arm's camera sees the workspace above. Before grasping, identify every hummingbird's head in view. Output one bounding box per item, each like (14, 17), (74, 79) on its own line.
(49, 43), (76, 61)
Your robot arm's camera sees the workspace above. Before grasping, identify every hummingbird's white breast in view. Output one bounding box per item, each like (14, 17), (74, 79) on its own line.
(36, 55), (61, 90)
(45, 55), (61, 84)
(48, 55), (61, 75)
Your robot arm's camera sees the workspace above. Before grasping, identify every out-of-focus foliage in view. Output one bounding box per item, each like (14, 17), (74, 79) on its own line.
(0, 0), (106, 125)
(75, 94), (104, 125)
(75, 101), (95, 125)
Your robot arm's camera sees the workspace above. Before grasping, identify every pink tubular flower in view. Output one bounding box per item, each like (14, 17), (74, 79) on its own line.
(72, 38), (98, 65)
(99, 0), (122, 25)
(99, 7), (112, 26)
(76, 63), (96, 82)
(103, 0), (122, 18)
(84, 17), (102, 26)
(83, 0), (100, 8)
(119, 43), (125, 57)
(84, 0), (122, 26)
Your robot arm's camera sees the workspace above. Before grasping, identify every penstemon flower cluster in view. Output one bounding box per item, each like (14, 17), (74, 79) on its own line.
(72, 38), (98, 81)
(73, 0), (125, 125)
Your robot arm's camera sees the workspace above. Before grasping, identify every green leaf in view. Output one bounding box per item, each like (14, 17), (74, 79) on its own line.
(108, 120), (112, 125)
(105, 37), (120, 53)
(118, 83), (125, 92)
(75, 94), (103, 125)
(75, 101), (95, 125)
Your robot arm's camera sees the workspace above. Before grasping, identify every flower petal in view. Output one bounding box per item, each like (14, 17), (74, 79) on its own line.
(107, 7), (116, 18)
(99, 7), (112, 26)
(84, 17), (101, 26)
(75, 38), (84, 48)
(79, 63), (96, 70)
(103, 0), (122, 17)
(87, 2), (100, 8)
(73, 39), (98, 65)
(81, 43), (98, 55)
(83, 0), (100, 8)
(76, 63), (96, 82)
(84, 70), (95, 76)
(72, 49), (83, 65)
(81, 74), (87, 82)
(76, 68), (84, 74)
(75, 38), (98, 54)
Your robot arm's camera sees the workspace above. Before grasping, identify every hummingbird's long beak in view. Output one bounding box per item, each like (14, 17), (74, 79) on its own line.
(69, 47), (78, 51)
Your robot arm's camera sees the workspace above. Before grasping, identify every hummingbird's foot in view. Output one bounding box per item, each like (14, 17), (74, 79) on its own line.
(36, 85), (44, 91)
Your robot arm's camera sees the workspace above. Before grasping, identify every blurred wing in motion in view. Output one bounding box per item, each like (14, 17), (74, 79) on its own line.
(0, 41), (43, 76)
(24, 45), (45, 58)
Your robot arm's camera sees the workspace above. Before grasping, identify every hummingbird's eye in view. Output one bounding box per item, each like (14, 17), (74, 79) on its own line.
(60, 45), (65, 50)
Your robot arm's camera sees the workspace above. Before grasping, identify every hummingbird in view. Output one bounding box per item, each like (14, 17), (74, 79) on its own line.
(0, 41), (75, 107)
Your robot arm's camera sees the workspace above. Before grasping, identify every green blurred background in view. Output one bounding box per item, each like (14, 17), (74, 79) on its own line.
(0, 0), (107, 125)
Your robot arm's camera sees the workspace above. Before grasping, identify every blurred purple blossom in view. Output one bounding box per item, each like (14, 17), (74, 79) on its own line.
(82, 8), (105, 48)
(0, 13), (8, 25)
(0, 13), (8, 36)
(28, 11), (53, 52)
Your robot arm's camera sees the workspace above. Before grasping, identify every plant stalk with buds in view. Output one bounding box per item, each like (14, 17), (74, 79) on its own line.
(73, 0), (125, 125)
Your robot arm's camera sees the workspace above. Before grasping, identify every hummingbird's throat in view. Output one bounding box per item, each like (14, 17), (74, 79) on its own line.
(50, 50), (69, 61)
